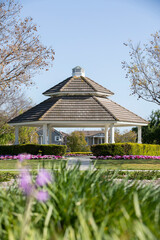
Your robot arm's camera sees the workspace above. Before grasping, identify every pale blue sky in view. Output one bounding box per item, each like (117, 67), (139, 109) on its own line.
(20, 0), (160, 132)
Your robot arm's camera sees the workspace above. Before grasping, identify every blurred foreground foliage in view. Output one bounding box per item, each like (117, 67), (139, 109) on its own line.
(0, 162), (160, 240)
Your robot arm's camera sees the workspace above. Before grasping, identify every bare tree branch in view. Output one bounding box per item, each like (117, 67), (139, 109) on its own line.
(0, 0), (54, 91)
(122, 32), (160, 105)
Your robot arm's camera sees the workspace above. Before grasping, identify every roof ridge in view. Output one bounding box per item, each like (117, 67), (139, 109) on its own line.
(80, 76), (97, 92)
(93, 96), (118, 121)
(43, 77), (72, 95)
(85, 77), (114, 95)
(8, 97), (60, 123)
(60, 76), (74, 91)
(107, 98), (148, 123)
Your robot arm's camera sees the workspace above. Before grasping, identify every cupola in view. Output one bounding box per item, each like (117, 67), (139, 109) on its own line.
(42, 66), (114, 97)
(72, 66), (85, 77)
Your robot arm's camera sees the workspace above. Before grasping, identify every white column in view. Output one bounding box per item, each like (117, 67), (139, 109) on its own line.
(104, 125), (109, 143)
(138, 126), (142, 144)
(110, 124), (115, 143)
(43, 124), (48, 144)
(48, 126), (52, 144)
(93, 137), (95, 145)
(15, 126), (19, 145)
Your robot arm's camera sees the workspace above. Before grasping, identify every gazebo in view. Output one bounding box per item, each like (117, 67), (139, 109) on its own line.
(9, 66), (148, 145)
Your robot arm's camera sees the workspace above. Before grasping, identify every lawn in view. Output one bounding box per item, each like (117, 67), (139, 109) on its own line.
(0, 158), (160, 171)
(94, 159), (160, 170)
(0, 159), (61, 170)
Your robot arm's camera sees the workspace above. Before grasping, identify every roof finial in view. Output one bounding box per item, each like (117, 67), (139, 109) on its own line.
(72, 66), (85, 77)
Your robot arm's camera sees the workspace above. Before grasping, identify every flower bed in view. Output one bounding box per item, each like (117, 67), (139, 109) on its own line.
(0, 154), (63, 160)
(93, 155), (160, 160)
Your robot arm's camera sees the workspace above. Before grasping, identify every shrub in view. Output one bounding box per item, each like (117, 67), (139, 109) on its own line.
(0, 172), (18, 182)
(102, 170), (160, 180)
(91, 143), (160, 156)
(126, 170), (160, 180)
(0, 144), (67, 156)
(40, 144), (67, 156)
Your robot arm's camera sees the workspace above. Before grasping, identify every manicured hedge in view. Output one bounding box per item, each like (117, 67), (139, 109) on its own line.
(91, 143), (160, 157)
(0, 144), (67, 156)
(40, 145), (67, 156)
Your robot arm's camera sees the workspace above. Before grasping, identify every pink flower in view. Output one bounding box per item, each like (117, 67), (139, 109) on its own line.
(18, 154), (31, 162)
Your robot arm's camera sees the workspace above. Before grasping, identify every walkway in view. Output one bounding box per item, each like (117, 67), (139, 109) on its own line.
(67, 156), (95, 170)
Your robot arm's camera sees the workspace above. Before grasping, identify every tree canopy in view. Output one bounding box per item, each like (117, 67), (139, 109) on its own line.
(115, 129), (137, 143)
(133, 110), (160, 144)
(122, 32), (160, 105)
(67, 131), (90, 152)
(0, 0), (54, 144)
(0, 90), (38, 144)
(0, 0), (54, 91)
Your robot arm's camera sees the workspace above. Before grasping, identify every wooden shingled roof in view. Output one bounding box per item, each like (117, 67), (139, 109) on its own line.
(9, 66), (148, 126)
(43, 76), (114, 96)
(95, 97), (147, 124)
(9, 95), (147, 124)
(9, 97), (60, 123)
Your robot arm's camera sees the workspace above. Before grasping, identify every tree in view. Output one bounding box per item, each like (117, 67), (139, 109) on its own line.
(122, 32), (160, 105)
(67, 131), (90, 152)
(0, 86), (33, 127)
(101, 128), (137, 143)
(115, 129), (137, 143)
(0, 116), (15, 144)
(0, 90), (38, 144)
(19, 126), (38, 144)
(132, 110), (160, 144)
(0, 124), (38, 145)
(0, 0), (54, 91)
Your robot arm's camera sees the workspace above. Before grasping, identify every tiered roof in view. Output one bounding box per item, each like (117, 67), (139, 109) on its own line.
(43, 76), (114, 96)
(9, 66), (148, 126)
(9, 95), (147, 124)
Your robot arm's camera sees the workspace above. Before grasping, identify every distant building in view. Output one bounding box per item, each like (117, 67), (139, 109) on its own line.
(81, 131), (105, 145)
(38, 128), (68, 145)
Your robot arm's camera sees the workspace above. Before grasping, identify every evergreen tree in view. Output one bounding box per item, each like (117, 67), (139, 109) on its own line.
(133, 110), (160, 144)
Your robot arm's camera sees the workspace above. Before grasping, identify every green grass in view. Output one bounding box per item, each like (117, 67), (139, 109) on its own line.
(1, 158), (160, 171)
(94, 159), (160, 170)
(0, 159), (62, 170)
(0, 163), (160, 239)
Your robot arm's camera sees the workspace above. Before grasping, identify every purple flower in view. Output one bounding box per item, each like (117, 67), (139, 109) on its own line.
(19, 169), (33, 195)
(36, 169), (52, 187)
(36, 190), (49, 202)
